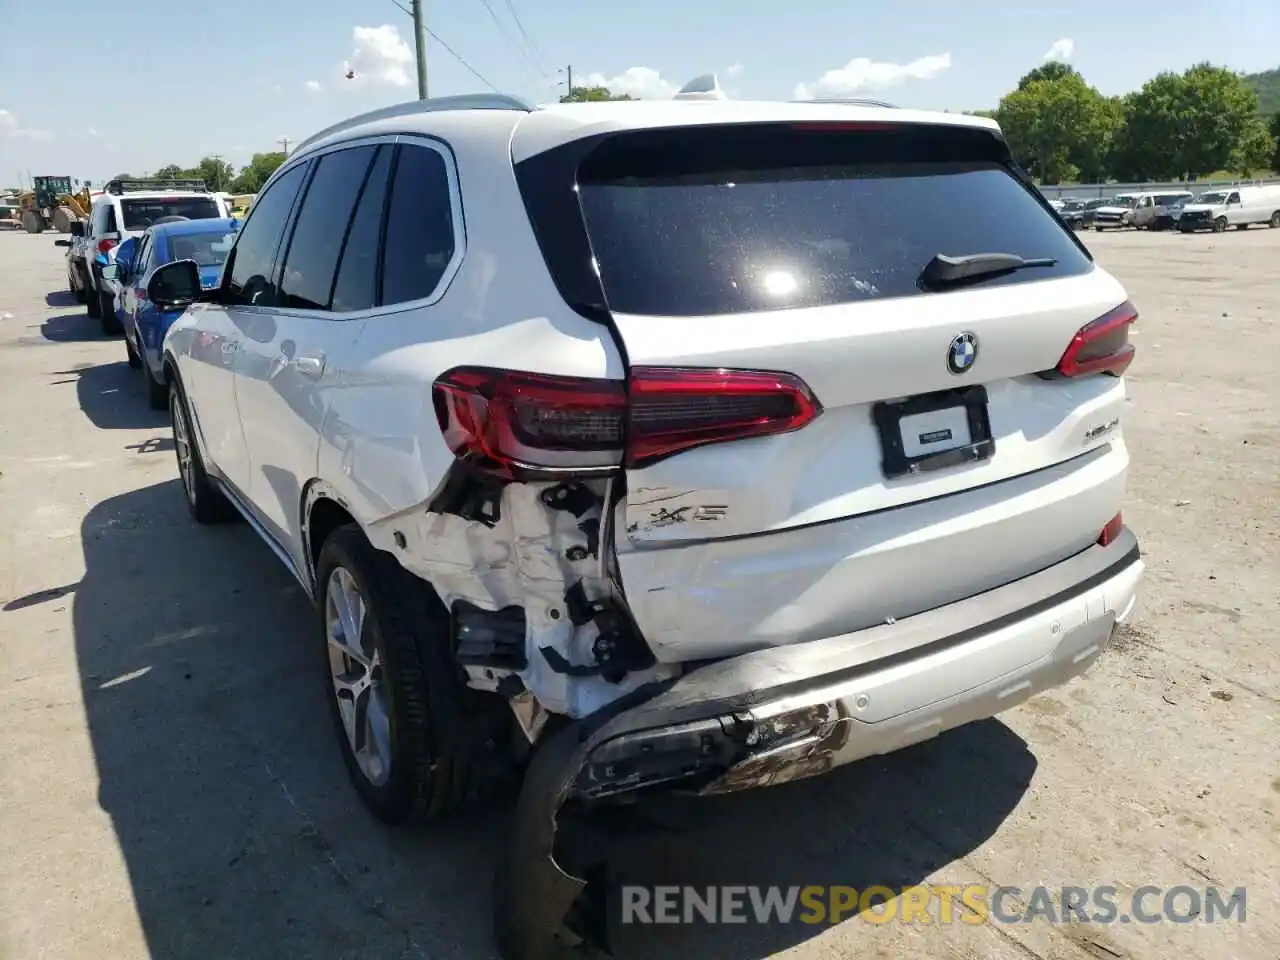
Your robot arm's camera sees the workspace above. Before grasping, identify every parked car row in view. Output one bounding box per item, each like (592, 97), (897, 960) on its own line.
(121, 93), (1146, 959)
(1046, 185), (1280, 234)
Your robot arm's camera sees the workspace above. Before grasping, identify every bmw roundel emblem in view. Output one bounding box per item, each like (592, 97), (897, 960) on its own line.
(947, 332), (979, 375)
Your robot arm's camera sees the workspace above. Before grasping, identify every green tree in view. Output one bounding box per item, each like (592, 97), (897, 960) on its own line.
(153, 164), (191, 179)
(1114, 64), (1262, 180)
(1229, 116), (1277, 176)
(1269, 112), (1280, 173)
(997, 72), (1119, 184)
(1016, 61), (1078, 90)
(195, 156), (235, 192)
(229, 152), (286, 193)
(559, 85), (633, 103)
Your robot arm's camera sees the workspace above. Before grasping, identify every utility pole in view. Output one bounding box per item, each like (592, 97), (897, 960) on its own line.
(412, 0), (429, 99)
(278, 137), (290, 156)
(566, 65), (573, 96)
(210, 154), (225, 191)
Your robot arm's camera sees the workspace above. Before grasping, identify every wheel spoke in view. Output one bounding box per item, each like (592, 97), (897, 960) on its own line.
(324, 565), (390, 786)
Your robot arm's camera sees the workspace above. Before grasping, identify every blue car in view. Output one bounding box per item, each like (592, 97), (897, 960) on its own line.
(105, 218), (239, 409)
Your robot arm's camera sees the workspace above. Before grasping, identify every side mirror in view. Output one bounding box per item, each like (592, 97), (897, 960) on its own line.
(55, 239), (71, 247)
(70, 221), (85, 237)
(101, 264), (120, 281)
(148, 259), (202, 311)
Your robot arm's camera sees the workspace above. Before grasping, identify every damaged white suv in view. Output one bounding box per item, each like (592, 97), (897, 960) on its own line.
(151, 93), (1144, 958)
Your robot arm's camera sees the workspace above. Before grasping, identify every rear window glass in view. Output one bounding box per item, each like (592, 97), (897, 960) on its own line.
(121, 197), (219, 230)
(168, 230), (238, 267)
(575, 124), (1092, 317)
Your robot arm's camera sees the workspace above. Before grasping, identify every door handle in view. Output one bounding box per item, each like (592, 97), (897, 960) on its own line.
(290, 354), (326, 379)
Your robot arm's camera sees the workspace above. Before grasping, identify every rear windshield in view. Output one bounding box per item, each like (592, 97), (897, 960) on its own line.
(169, 230), (237, 267)
(121, 197), (219, 230)
(574, 124), (1092, 317)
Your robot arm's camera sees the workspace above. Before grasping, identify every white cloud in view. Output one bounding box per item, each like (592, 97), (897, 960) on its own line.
(793, 53), (952, 100)
(344, 24), (414, 87)
(86, 126), (101, 137)
(725, 63), (745, 78)
(579, 66), (678, 99)
(305, 80), (323, 92)
(0, 108), (52, 140)
(1042, 38), (1074, 63)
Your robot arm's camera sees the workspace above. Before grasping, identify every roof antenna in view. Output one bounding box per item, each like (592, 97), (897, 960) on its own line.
(674, 73), (728, 100)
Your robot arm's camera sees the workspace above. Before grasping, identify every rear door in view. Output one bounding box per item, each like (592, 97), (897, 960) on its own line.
(568, 122), (1130, 545)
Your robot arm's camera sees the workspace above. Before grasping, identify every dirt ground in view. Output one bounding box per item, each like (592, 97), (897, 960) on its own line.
(0, 227), (1276, 960)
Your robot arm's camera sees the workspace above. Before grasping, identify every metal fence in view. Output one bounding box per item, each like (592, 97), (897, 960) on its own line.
(1038, 178), (1280, 201)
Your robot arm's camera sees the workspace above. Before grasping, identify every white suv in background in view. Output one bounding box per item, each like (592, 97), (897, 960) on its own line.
(84, 178), (228, 333)
(145, 94), (1144, 959)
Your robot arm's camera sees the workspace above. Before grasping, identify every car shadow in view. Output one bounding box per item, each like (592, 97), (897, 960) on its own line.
(46, 290), (80, 308)
(41, 310), (102, 343)
(71, 480), (1034, 960)
(51, 361), (167, 430)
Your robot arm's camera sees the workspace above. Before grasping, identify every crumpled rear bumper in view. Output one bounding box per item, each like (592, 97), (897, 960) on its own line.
(495, 529), (1142, 959)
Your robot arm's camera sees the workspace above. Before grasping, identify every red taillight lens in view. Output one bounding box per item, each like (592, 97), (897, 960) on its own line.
(432, 366), (822, 476)
(1041, 301), (1137, 379)
(627, 367), (821, 467)
(1097, 512), (1124, 546)
(97, 238), (117, 254)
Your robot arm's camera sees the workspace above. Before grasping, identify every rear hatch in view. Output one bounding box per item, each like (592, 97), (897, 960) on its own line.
(509, 118), (1135, 659)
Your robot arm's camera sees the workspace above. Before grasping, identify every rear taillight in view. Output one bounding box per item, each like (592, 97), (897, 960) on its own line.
(97, 238), (117, 254)
(1097, 512), (1124, 546)
(1040, 301), (1137, 379)
(432, 366), (822, 476)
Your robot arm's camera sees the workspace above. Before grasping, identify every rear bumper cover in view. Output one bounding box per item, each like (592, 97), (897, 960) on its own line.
(496, 528), (1143, 959)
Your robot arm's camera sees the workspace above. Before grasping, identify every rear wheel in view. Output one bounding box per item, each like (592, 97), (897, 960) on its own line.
(170, 384), (237, 524)
(317, 524), (514, 825)
(99, 290), (121, 335)
(1212, 216), (1228, 233)
(1270, 211), (1280, 228)
(51, 206), (75, 233)
(125, 335), (141, 369)
(86, 277), (101, 318)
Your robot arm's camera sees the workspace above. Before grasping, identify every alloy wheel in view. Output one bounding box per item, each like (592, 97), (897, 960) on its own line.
(325, 566), (392, 787)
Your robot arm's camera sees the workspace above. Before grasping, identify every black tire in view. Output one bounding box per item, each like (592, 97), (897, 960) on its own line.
(73, 273), (87, 303)
(170, 382), (238, 524)
(1269, 211), (1280, 229)
(1213, 216), (1228, 233)
(143, 355), (167, 410)
(99, 290), (122, 334)
(86, 280), (101, 318)
(125, 335), (141, 369)
(1235, 223), (1248, 231)
(315, 524), (513, 825)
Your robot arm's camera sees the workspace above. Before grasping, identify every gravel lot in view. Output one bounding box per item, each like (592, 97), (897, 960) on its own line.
(1, 226), (1277, 960)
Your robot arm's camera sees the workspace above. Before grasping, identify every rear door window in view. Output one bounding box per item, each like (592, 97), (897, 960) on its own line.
(331, 146), (392, 313)
(379, 142), (458, 306)
(574, 123), (1093, 317)
(277, 145), (377, 310)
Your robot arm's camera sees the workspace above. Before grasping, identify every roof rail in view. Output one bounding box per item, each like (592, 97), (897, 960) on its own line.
(796, 97), (898, 109)
(105, 178), (209, 195)
(293, 93), (533, 153)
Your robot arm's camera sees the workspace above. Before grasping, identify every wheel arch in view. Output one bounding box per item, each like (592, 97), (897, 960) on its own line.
(302, 480), (360, 593)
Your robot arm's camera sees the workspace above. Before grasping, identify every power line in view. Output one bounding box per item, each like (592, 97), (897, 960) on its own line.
(381, 0), (501, 94)
(475, 0), (542, 79)
(501, 0), (545, 71)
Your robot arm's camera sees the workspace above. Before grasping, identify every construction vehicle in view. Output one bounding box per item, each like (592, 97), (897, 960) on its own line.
(18, 176), (93, 234)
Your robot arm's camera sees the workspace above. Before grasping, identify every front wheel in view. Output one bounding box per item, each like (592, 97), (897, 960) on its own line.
(316, 525), (514, 825)
(86, 281), (101, 318)
(1269, 211), (1280, 228)
(170, 385), (237, 524)
(99, 291), (121, 334)
(142, 355), (168, 410)
(125, 335), (141, 369)
(1213, 217), (1228, 233)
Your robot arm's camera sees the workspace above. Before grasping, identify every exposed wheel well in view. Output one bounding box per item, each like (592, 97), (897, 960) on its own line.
(307, 496), (356, 578)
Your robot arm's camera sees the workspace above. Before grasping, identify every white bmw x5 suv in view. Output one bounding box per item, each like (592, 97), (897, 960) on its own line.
(149, 93), (1143, 958)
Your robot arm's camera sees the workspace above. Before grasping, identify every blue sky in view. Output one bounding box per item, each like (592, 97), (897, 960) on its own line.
(1, 0), (1276, 187)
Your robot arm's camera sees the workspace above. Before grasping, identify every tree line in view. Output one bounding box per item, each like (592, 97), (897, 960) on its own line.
(981, 61), (1279, 184)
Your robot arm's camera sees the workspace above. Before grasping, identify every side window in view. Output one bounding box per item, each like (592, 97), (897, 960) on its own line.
(105, 204), (119, 234)
(331, 146), (392, 312)
(226, 163), (309, 307)
(278, 145), (377, 311)
(1227, 192), (1240, 204)
(380, 143), (457, 306)
(131, 236), (150, 277)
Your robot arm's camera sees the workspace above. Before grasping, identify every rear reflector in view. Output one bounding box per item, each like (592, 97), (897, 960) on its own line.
(1097, 512), (1123, 546)
(1040, 301), (1137, 379)
(432, 366), (822, 476)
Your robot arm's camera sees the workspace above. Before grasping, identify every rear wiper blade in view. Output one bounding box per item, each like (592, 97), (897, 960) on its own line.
(919, 252), (1058, 289)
